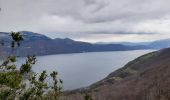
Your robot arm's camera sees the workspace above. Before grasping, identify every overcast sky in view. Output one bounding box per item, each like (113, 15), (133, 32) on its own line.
(0, 0), (170, 42)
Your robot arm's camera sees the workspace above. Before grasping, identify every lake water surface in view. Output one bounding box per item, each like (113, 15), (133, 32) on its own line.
(16, 50), (154, 90)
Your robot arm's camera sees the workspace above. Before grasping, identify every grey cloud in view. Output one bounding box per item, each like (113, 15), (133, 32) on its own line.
(1, 0), (170, 42)
(75, 31), (155, 35)
(42, 0), (170, 24)
(84, 0), (97, 6)
(80, 0), (170, 23)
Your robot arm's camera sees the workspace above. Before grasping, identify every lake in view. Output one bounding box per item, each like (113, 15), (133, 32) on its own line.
(16, 50), (154, 90)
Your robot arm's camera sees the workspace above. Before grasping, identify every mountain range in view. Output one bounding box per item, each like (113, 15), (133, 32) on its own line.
(0, 31), (148, 57)
(0, 31), (170, 57)
(97, 39), (170, 49)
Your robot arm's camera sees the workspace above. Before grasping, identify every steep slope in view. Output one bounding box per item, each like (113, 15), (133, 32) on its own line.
(0, 31), (54, 57)
(62, 48), (170, 100)
(0, 31), (51, 42)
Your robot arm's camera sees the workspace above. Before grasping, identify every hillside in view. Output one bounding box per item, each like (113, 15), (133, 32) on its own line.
(62, 48), (170, 100)
(0, 31), (149, 57)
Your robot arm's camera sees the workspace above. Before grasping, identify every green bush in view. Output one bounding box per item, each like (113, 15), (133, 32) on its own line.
(0, 71), (22, 88)
(0, 32), (63, 100)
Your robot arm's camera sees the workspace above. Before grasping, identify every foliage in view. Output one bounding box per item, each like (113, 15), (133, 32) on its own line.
(11, 32), (23, 48)
(108, 77), (123, 81)
(0, 71), (22, 88)
(123, 67), (137, 74)
(84, 93), (93, 100)
(0, 32), (63, 100)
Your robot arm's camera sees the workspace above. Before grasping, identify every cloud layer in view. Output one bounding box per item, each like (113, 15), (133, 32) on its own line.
(0, 0), (170, 42)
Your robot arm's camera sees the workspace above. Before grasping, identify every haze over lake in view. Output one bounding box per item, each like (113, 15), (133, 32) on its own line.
(16, 50), (154, 90)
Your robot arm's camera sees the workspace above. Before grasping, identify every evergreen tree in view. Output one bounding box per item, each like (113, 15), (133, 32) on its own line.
(0, 32), (62, 100)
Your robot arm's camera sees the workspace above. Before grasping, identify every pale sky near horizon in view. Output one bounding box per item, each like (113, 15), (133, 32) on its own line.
(0, 0), (170, 43)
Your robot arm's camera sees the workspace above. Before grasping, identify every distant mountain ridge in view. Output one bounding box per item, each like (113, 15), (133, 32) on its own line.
(97, 38), (170, 49)
(1, 31), (170, 57)
(148, 38), (170, 49)
(0, 31), (149, 57)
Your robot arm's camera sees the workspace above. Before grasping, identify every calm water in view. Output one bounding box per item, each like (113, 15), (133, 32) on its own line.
(16, 50), (154, 90)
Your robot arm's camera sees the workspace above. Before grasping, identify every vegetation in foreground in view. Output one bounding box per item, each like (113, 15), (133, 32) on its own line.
(0, 32), (62, 100)
(0, 32), (92, 100)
